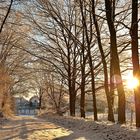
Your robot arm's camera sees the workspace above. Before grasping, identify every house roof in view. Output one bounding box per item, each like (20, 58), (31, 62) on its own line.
(29, 96), (39, 101)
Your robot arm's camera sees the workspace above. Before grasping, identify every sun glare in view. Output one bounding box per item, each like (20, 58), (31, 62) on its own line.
(126, 74), (139, 89)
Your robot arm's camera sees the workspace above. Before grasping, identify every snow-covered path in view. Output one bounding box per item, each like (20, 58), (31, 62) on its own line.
(0, 115), (102, 140)
(0, 115), (140, 140)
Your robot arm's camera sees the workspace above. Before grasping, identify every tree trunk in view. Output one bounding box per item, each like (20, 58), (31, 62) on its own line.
(105, 0), (126, 124)
(80, 61), (86, 118)
(130, 0), (140, 127)
(67, 45), (76, 116)
(92, 0), (114, 122)
(69, 92), (76, 116)
(89, 55), (98, 121)
(80, 84), (86, 118)
(79, 0), (98, 121)
(38, 88), (43, 109)
(39, 95), (42, 109)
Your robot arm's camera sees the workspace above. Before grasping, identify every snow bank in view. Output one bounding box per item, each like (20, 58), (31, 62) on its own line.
(39, 113), (140, 140)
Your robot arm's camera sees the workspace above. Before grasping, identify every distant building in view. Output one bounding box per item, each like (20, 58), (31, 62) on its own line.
(29, 96), (39, 108)
(14, 96), (39, 115)
(14, 97), (29, 109)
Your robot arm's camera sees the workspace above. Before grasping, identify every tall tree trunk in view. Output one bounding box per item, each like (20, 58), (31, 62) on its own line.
(80, 50), (86, 118)
(68, 68), (76, 116)
(67, 46), (74, 116)
(70, 69), (76, 116)
(79, 0), (98, 121)
(69, 91), (76, 116)
(92, 0), (114, 122)
(87, 54), (98, 121)
(68, 46), (77, 117)
(80, 13), (87, 118)
(105, 0), (126, 124)
(39, 88), (42, 109)
(130, 0), (140, 127)
(80, 67), (86, 118)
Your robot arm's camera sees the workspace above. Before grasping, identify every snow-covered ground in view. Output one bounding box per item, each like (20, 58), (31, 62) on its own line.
(0, 114), (140, 140)
(41, 114), (140, 140)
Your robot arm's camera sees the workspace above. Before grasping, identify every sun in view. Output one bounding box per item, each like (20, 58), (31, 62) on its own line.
(126, 74), (139, 89)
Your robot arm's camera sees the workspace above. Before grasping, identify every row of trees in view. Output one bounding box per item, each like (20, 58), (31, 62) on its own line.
(0, 0), (15, 115)
(0, 0), (140, 127)
(0, 0), (37, 115)
(23, 0), (139, 125)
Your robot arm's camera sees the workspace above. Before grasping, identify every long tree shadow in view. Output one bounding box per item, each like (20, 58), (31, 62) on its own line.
(1, 118), (30, 140)
(19, 119), (28, 139)
(1, 121), (45, 130)
(1, 117), (60, 140)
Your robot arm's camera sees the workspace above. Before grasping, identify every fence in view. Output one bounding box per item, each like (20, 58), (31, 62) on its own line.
(16, 107), (38, 115)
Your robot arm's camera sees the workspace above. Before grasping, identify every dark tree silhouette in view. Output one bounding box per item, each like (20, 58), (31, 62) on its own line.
(130, 0), (140, 127)
(92, 0), (114, 122)
(104, 0), (126, 124)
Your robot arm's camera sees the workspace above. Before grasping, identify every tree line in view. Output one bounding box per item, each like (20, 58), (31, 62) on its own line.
(0, 0), (140, 127)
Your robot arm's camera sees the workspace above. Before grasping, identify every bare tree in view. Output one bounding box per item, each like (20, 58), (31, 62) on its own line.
(130, 0), (140, 127)
(104, 0), (126, 124)
(92, 0), (114, 122)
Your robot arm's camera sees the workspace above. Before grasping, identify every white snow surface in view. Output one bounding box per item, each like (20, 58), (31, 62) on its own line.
(40, 113), (140, 140)
(0, 114), (140, 140)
